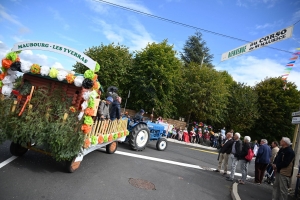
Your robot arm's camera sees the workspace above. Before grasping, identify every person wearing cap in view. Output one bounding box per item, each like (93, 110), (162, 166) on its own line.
(97, 96), (113, 120)
(134, 109), (145, 122)
(272, 137), (295, 200)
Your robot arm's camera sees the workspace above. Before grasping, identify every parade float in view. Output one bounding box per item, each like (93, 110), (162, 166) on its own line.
(0, 41), (130, 172)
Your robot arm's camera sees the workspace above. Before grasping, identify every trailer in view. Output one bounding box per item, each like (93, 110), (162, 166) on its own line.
(0, 41), (133, 172)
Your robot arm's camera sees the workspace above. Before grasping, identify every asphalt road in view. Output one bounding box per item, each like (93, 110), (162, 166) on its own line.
(0, 140), (248, 200)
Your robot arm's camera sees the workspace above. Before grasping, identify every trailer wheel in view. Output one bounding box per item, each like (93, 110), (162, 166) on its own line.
(129, 123), (150, 151)
(156, 138), (167, 151)
(106, 141), (118, 154)
(66, 158), (81, 173)
(10, 142), (28, 156)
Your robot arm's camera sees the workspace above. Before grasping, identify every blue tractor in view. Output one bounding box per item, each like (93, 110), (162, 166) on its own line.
(126, 118), (168, 151)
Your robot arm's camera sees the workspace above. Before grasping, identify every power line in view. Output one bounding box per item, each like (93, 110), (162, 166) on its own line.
(294, 19), (300, 25)
(93, 0), (294, 54)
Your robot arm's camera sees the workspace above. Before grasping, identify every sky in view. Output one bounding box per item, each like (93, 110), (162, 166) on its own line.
(0, 0), (300, 88)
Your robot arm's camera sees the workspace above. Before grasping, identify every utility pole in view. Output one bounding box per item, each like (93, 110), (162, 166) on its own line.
(290, 109), (300, 191)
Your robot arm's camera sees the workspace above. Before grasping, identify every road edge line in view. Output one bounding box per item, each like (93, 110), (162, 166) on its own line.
(0, 156), (18, 169)
(231, 182), (241, 200)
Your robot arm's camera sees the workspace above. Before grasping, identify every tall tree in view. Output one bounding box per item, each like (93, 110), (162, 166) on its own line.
(176, 63), (230, 124)
(180, 32), (214, 66)
(227, 82), (260, 133)
(127, 40), (182, 117)
(248, 77), (300, 142)
(73, 43), (133, 97)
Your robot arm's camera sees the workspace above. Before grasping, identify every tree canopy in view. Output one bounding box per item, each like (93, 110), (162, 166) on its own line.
(180, 32), (214, 66)
(176, 63), (230, 124)
(248, 77), (300, 142)
(227, 82), (260, 133)
(73, 43), (133, 97)
(126, 40), (182, 117)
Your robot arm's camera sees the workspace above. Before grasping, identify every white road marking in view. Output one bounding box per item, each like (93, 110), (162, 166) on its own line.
(115, 150), (203, 170)
(115, 150), (254, 179)
(0, 156), (18, 169)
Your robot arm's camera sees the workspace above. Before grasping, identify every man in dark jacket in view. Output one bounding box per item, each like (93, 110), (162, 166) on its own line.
(272, 137), (295, 200)
(226, 132), (242, 181)
(255, 139), (272, 184)
(214, 132), (234, 175)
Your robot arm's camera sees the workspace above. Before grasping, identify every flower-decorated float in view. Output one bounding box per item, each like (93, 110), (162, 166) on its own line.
(0, 41), (129, 172)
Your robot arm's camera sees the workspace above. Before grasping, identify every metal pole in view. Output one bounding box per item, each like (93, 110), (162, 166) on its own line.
(291, 124), (300, 190)
(123, 90), (130, 114)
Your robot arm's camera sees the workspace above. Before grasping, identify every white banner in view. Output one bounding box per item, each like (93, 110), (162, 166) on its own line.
(11, 41), (96, 70)
(221, 26), (294, 61)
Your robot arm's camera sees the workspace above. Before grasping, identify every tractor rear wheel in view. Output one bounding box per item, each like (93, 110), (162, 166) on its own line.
(10, 142), (28, 156)
(106, 141), (118, 154)
(156, 138), (167, 151)
(129, 123), (150, 151)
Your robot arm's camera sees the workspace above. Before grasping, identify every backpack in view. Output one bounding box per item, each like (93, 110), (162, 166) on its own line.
(245, 148), (254, 161)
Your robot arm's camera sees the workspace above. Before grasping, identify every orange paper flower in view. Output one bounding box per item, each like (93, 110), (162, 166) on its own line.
(81, 124), (92, 134)
(2, 59), (12, 69)
(69, 106), (76, 113)
(66, 73), (76, 84)
(0, 73), (5, 80)
(17, 95), (22, 101)
(93, 81), (100, 90)
(84, 107), (94, 116)
(84, 138), (91, 149)
(93, 74), (98, 81)
(108, 134), (113, 142)
(118, 132), (121, 138)
(98, 135), (104, 144)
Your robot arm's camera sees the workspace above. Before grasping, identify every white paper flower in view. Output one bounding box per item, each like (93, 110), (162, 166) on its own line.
(1, 84), (13, 96)
(90, 90), (98, 99)
(57, 70), (68, 81)
(83, 91), (91, 101)
(21, 63), (31, 73)
(7, 69), (17, 75)
(74, 76), (84, 87)
(2, 76), (13, 84)
(40, 66), (50, 76)
(78, 111), (84, 120)
(81, 101), (88, 110)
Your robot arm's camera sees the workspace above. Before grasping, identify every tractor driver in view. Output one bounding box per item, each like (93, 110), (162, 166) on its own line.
(134, 109), (145, 122)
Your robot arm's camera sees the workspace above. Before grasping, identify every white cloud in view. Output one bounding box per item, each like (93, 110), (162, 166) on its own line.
(87, 0), (152, 14)
(92, 17), (155, 51)
(55, 32), (80, 44)
(292, 9), (300, 24)
(236, 0), (279, 8)
(48, 7), (70, 30)
(255, 20), (283, 29)
(216, 56), (300, 89)
(0, 41), (9, 58)
(0, 4), (29, 31)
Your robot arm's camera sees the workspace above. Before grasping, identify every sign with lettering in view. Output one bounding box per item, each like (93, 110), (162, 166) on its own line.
(292, 117), (300, 124)
(11, 41), (96, 70)
(221, 26), (294, 61)
(292, 111), (300, 117)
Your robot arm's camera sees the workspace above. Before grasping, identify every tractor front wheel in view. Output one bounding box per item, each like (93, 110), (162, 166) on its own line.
(156, 138), (168, 151)
(10, 142), (28, 156)
(106, 141), (118, 154)
(129, 123), (150, 151)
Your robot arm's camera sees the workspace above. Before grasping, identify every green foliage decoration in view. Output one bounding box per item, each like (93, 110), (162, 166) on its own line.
(0, 87), (85, 161)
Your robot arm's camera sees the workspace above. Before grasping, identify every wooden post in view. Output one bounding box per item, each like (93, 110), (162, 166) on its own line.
(63, 113), (68, 123)
(11, 100), (18, 113)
